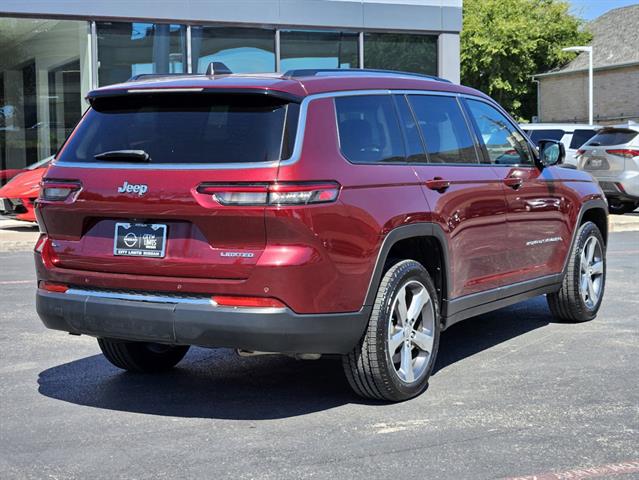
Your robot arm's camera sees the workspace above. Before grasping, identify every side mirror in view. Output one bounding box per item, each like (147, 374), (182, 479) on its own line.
(537, 139), (565, 167)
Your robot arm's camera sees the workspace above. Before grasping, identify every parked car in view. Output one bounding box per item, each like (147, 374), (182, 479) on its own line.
(0, 167), (25, 185)
(0, 156), (52, 222)
(520, 123), (600, 166)
(35, 69), (608, 402)
(577, 123), (639, 214)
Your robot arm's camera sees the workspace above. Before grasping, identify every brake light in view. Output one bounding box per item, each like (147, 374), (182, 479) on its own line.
(40, 180), (82, 202)
(211, 295), (286, 308)
(606, 149), (639, 158)
(39, 281), (69, 293)
(34, 234), (48, 253)
(197, 182), (340, 206)
(576, 149), (586, 156)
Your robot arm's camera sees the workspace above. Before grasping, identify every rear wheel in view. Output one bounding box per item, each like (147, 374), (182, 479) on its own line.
(608, 200), (638, 215)
(343, 260), (440, 402)
(547, 221), (606, 322)
(98, 338), (190, 373)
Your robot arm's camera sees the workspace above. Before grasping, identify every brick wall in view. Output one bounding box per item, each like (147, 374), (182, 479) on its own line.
(538, 65), (639, 124)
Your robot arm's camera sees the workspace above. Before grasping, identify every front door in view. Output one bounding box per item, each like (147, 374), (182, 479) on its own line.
(462, 98), (573, 284)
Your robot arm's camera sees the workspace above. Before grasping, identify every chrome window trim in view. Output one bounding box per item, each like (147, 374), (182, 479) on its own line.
(51, 88), (482, 171)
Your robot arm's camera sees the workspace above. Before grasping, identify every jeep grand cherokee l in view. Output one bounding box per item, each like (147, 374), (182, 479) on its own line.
(35, 69), (608, 401)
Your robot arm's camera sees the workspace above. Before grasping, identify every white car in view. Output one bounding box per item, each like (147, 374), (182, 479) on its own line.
(520, 123), (600, 166)
(577, 123), (639, 214)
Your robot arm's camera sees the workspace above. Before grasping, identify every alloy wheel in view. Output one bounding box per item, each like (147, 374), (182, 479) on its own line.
(579, 236), (604, 309)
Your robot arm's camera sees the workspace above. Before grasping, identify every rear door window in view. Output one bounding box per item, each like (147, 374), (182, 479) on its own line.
(335, 95), (406, 164)
(408, 95), (478, 164)
(464, 99), (534, 166)
(527, 129), (565, 146)
(58, 93), (296, 164)
(569, 129), (598, 149)
(586, 129), (638, 146)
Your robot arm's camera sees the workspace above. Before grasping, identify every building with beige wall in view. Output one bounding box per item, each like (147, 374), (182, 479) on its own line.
(534, 5), (639, 125)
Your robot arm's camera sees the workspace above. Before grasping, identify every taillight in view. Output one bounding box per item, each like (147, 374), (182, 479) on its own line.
(34, 234), (48, 254)
(34, 235), (59, 267)
(197, 182), (340, 206)
(211, 295), (286, 308)
(606, 149), (639, 158)
(576, 149), (586, 156)
(39, 281), (69, 293)
(39, 180), (82, 202)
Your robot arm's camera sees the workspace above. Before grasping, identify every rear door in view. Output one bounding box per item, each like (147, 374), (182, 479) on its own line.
(400, 93), (511, 299)
(462, 98), (573, 283)
(38, 91), (298, 280)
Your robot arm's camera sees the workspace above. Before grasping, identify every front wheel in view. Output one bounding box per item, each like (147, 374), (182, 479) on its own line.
(547, 221), (606, 322)
(98, 338), (190, 373)
(343, 260), (440, 402)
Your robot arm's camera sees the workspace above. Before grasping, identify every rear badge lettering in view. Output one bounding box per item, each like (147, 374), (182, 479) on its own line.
(220, 252), (255, 258)
(117, 181), (148, 196)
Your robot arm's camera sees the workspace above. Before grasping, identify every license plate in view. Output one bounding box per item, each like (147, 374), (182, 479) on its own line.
(114, 222), (167, 258)
(585, 157), (609, 170)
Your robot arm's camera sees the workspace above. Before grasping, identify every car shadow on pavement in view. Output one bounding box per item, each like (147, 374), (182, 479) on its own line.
(37, 296), (552, 419)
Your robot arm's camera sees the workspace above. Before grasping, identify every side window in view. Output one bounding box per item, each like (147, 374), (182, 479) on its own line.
(393, 95), (427, 163)
(335, 95), (405, 164)
(465, 99), (534, 166)
(408, 95), (478, 164)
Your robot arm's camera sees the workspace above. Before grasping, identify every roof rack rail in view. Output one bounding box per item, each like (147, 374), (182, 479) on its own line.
(283, 68), (452, 83)
(127, 62), (233, 82)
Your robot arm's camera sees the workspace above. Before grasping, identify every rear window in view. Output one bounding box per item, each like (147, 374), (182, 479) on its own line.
(58, 93), (297, 164)
(569, 129), (598, 149)
(586, 129), (638, 147)
(527, 129), (565, 146)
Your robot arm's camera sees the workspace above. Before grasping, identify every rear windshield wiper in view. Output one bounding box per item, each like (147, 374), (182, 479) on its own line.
(94, 150), (151, 162)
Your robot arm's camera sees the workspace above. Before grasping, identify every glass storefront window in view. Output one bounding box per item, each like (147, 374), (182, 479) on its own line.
(280, 30), (359, 72)
(0, 18), (90, 176)
(191, 27), (275, 74)
(96, 22), (186, 86)
(364, 33), (437, 76)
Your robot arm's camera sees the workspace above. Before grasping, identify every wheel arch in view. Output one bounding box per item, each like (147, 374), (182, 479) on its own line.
(580, 204), (608, 245)
(363, 223), (450, 316)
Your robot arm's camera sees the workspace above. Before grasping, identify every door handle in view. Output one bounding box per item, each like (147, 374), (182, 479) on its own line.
(425, 177), (451, 192)
(503, 177), (523, 190)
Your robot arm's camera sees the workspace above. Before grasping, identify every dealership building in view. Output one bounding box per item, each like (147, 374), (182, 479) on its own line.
(0, 0), (462, 177)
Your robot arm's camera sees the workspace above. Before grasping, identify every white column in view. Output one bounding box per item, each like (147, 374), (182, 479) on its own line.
(437, 33), (460, 83)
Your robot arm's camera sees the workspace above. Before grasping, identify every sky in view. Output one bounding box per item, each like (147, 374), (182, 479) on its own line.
(568, 0), (638, 20)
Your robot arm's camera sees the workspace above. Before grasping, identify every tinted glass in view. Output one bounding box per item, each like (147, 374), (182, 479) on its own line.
(364, 33), (437, 75)
(465, 99), (533, 166)
(97, 22), (186, 86)
(393, 95), (427, 163)
(280, 31), (359, 71)
(408, 95), (477, 164)
(569, 129), (597, 149)
(191, 27), (275, 73)
(586, 130), (638, 146)
(527, 129), (565, 145)
(0, 18), (89, 179)
(335, 95), (405, 164)
(58, 94), (292, 164)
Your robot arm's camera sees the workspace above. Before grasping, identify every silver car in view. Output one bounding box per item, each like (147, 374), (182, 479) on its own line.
(577, 123), (639, 214)
(520, 123), (600, 166)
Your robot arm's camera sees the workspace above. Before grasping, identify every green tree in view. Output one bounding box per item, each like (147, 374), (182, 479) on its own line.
(461, 0), (591, 121)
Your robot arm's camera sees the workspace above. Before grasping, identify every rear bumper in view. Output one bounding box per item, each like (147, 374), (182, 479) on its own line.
(36, 289), (369, 354)
(593, 171), (639, 200)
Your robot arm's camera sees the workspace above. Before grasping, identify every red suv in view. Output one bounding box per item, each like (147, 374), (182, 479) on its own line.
(35, 69), (608, 401)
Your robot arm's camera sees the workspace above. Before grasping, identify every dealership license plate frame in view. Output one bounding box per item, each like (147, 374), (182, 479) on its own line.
(113, 222), (168, 258)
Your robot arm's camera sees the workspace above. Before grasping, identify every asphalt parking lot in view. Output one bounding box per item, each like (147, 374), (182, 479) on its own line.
(0, 226), (638, 480)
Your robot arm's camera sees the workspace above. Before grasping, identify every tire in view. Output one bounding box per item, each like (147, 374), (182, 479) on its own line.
(343, 259), (440, 402)
(608, 200), (638, 215)
(547, 221), (606, 323)
(97, 338), (190, 373)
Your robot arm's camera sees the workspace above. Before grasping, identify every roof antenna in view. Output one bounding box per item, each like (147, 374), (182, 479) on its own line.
(206, 62), (232, 76)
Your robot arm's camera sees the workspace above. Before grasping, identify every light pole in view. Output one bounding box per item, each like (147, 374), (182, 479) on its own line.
(562, 46), (593, 125)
